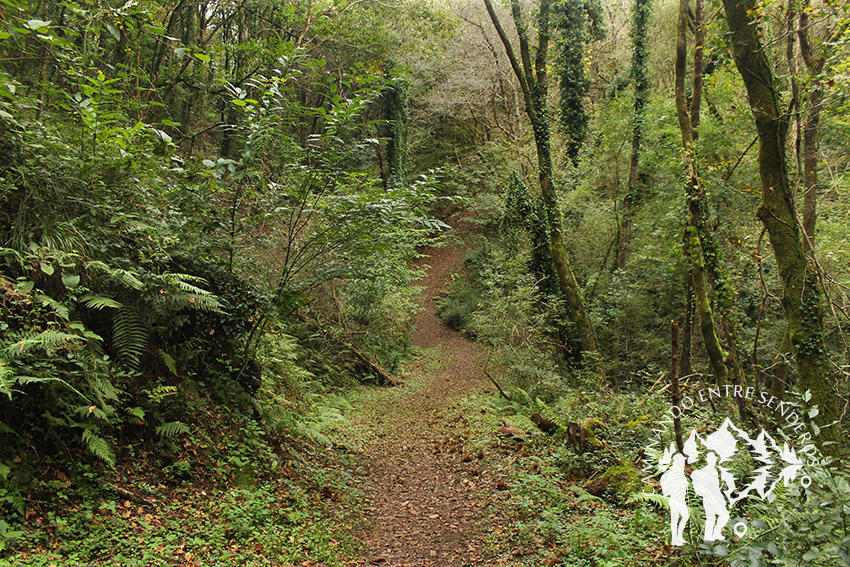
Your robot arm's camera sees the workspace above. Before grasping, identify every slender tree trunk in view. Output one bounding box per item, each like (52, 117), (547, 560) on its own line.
(483, 0), (605, 381)
(786, 1), (803, 190)
(797, 3), (825, 253)
(721, 0), (840, 451)
(671, 321), (684, 453)
(801, 90), (821, 251)
(678, 273), (693, 377)
(384, 74), (409, 190)
(675, 0), (728, 386)
(690, 0), (704, 138)
(617, 0), (651, 271)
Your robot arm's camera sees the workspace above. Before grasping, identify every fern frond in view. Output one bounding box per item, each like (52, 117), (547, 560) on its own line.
(156, 273), (225, 312)
(294, 422), (332, 445)
(182, 293), (223, 312)
(112, 307), (148, 367)
(81, 428), (115, 465)
(159, 350), (177, 375)
(125, 406), (145, 421)
(85, 261), (145, 290)
(144, 385), (177, 403)
(627, 492), (671, 509)
(74, 404), (110, 420)
(110, 268), (144, 291)
(6, 330), (82, 357)
(80, 294), (122, 310)
(627, 491), (702, 519)
(174, 280), (213, 295)
(156, 421), (190, 437)
(86, 373), (120, 402)
(14, 375), (88, 401)
(85, 260), (111, 273)
(36, 294), (70, 320)
(162, 273), (211, 290)
(157, 291), (224, 313)
(0, 361), (14, 400)
(0, 247), (24, 266)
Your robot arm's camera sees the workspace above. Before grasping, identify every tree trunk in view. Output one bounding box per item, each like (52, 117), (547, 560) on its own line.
(801, 89), (821, 251)
(690, 0), (704, 138)
(679, 273), (693, 377)
(617, 0), (651, 271)
(384, 74), (409, 190)
(483, 0), (605, 380)
(797, 2), (825, 253)
(675, 0), (728, 386)
(721, 0), (840, 451)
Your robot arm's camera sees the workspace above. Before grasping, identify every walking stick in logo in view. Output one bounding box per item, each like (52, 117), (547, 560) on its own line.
(655, 418), (805, 546)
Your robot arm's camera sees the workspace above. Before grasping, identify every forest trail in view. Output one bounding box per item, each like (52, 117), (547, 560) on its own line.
(346, 231), (506, 566)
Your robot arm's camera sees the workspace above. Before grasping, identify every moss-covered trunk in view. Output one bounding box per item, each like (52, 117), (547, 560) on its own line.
(675, 0), (728, 387)
(483, 0), (604, 380)
(721, 0), (840, 450)
(617, 0), (651, 271)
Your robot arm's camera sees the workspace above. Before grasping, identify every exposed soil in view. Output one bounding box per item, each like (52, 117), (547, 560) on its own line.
(346, 231), (509, 566)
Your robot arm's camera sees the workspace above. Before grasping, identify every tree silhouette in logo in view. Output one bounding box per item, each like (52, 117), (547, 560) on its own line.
(657, 418), (804, 545)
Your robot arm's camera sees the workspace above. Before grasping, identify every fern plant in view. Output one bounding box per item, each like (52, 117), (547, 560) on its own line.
(0, 244), (224, 466)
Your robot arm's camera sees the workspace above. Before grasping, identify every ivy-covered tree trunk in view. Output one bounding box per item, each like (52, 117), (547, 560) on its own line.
(383, 74), (409, 190)
(483, 0), (605, 382)
(675, 0), (728, 387)
(617, 0), (650, 271)
(721, 0), (841, 450)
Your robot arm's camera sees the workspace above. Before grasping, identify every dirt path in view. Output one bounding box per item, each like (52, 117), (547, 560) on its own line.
(347, 237), (505, 567)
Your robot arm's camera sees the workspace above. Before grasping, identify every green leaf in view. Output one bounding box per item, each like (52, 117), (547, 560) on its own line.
(194, 52), (211, 63)
(160, 119), (181, 127)
(231, 99), (246, 107)
(25, 19), (50, 31)
(62, 272), (80, 289)
(106, 23), (120, 40)
(40, 260), (54, 275)
(174, 47), (186, 59)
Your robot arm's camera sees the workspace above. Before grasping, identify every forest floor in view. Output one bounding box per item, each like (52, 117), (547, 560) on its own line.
(341, 230), (515, 566)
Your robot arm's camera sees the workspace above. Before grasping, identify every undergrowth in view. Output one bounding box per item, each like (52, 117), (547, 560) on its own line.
(1, 397), (363, 565)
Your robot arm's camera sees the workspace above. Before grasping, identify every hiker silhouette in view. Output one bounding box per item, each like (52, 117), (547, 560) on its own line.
(660, 452), (689, 546)
(690, 451), (730, 541)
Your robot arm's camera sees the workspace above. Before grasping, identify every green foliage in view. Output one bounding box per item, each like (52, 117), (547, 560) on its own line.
(552, 0), (606, 163)
(437, 250), (486, 333)
(0, 240), (231, 462)
(723, 463), (850, 566)
(489, 432), (666, 566)
(383, 71), (410, 189)
(501, 173), (557, 293)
